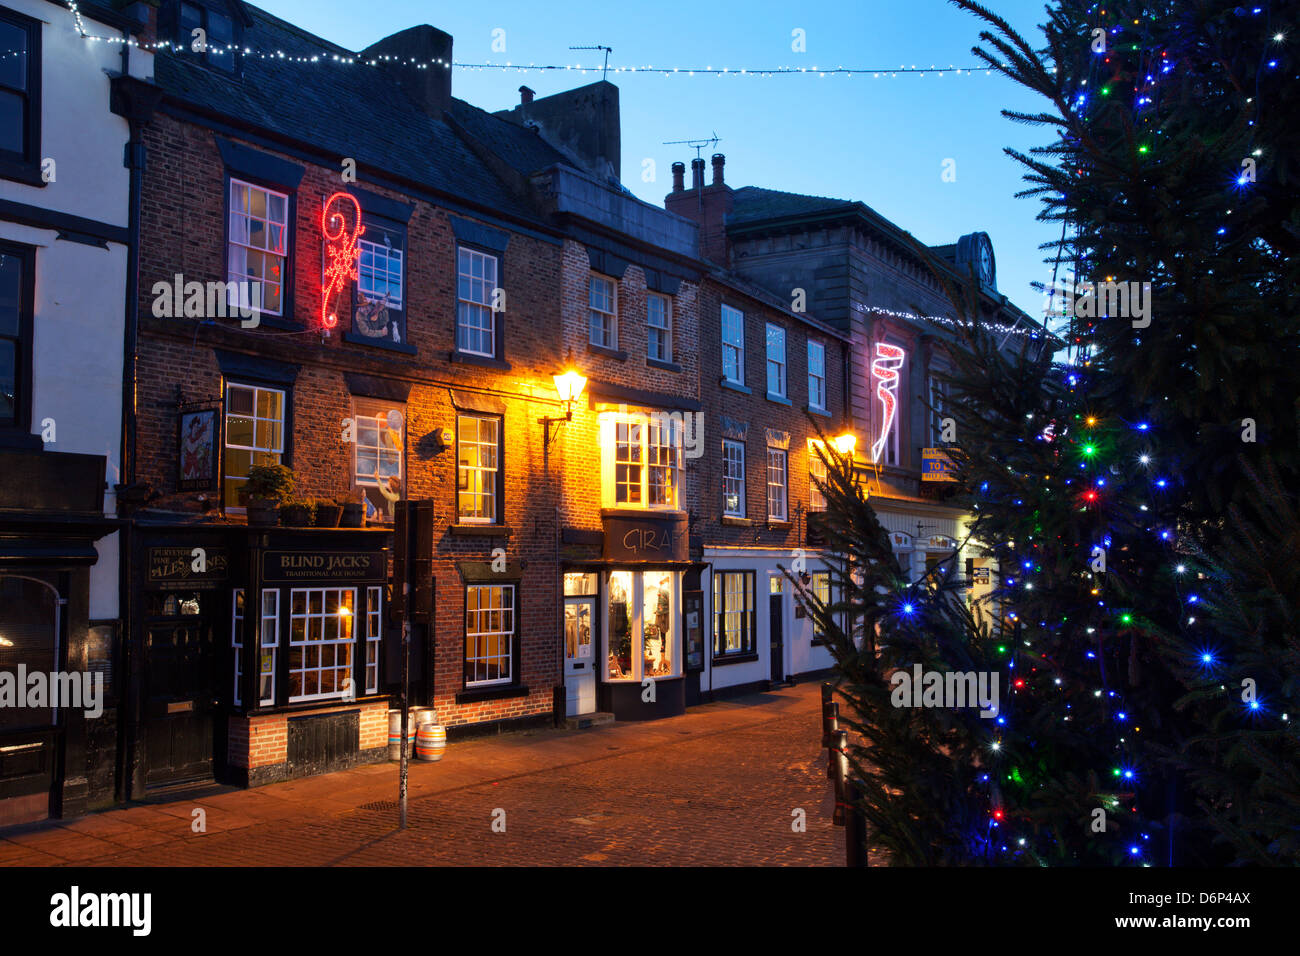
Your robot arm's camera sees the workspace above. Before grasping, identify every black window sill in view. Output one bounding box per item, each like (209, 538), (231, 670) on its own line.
(345, 331), (417, 355)
(720, 379), (751, 395)
(448, 523), (514, 537)
(0, 429), (43, 451)
(711, 652), (759, 667)
(647, 357), (682, 373)
(456, 684), (529, 705)
(0, 158), (46, 188)
(721, 515), (753, 527)
(767, 519), (792, 530)
(450, 350), (511, 371)
(806, 405), (832, 418)
(766, 392), (793, 406)
(587, 343), (627, 361)
(247, 314), (303, 332)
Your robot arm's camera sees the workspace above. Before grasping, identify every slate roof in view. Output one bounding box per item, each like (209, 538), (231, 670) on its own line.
(728, 185), (858, 225)
(154, 3), (554, 224)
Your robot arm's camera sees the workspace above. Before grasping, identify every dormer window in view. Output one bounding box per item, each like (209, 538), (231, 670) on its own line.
(178, 2), (238, 73)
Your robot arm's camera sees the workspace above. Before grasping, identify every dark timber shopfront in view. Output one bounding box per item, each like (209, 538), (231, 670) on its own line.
(127, 523), (392, 794)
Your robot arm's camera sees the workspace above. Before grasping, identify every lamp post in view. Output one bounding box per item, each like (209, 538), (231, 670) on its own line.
(539, 367), (586, 726)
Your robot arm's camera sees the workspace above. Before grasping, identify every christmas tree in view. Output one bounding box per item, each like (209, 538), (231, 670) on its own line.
(798, 0), (1299, 865)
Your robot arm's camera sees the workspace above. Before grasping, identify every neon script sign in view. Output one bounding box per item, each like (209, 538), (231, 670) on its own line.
(320, 192), (365, 330)
(870, 342), (905, 463)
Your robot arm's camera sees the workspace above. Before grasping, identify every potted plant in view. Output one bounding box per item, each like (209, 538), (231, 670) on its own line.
(340, 492), (365, 528)
(243, 463), (295, 528)
(313, 498), (343, 528)
(281, 498), (314, 527)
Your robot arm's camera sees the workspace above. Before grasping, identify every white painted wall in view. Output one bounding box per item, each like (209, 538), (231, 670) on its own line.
(0, 1), (153, 620)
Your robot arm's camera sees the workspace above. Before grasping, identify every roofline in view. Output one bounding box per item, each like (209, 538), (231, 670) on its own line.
(156, 94), (566, 243)
(705, 267), (852, 343)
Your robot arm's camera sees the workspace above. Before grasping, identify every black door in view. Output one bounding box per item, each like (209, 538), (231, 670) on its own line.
(769, 592), (784, 685)
(144, 591), (217, 786)
(0, 575), (61, 826)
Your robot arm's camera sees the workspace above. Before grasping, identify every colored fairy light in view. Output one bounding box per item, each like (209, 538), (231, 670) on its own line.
(901, 602), (915, 615)
(1136, 422), (1149, 430)
(1121, 613), (1133, 624)
(1155, 478), (1168, 488)
(1139, 454), (1151, 465)
(1175, 564), (1186, 574)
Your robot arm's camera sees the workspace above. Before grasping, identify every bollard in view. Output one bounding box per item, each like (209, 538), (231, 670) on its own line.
(831, 729), (849, 826)
(821, 681), (833, 706)
(844, 777), (869, 867)
(822, 701), (840, 750)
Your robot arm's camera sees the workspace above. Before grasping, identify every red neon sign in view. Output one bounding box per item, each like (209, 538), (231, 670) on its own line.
(320, 191), (365, 330)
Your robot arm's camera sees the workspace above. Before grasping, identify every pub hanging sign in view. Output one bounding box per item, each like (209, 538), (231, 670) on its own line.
(262, 550), (387, 583)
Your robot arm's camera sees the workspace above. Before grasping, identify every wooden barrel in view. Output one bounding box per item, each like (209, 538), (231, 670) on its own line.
(415, 723), (447, 762)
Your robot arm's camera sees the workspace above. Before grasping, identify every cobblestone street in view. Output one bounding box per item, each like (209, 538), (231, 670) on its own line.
(0, 682), (845, 866)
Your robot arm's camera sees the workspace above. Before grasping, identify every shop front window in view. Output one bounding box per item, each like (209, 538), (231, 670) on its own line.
(0, 575), (59, 731)
(288, 587), (355, 702)
(606, 570), (679, 682)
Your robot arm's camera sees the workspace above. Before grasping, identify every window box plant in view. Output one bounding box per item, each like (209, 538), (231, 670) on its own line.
(314, 498), (343, 528)
(243, 463), (296, 528)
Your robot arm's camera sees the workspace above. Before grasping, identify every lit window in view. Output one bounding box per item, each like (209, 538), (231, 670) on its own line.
(603, 412), (681, 509)
(0, 9), (38, 162)
(457, 247), (498, 356)
(647, 292), (672, 362)
(810, 572), (832, 641)
(288, 588), (355, 703)
(465, 584), (515, 686)
(722, 439), (746, 517)
(365, 586), (383, 694)
(589, 274), (617, 349)
(713, 570), (755, 656)
(809, 445), (828, 512)
(227, 178), (287, 316)
(721, 305), (745, 384)
(224, 382), (284, 509)
(606, 570), (679, 681)
(766, 323), (786, 398)
(767, 447), (788, 520)
(457, 414), (500, 523)
(358, 237), (403, 308)
(808, 341), (827, 410)
(353, 398), (404, 523)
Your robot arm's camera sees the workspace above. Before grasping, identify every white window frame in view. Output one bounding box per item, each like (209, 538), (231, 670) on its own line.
(352, 397), (405, 522)
(603, 570), (681, 682)
(713, 570), (755, 656)
(465, 583), (516, 687)
(457, 413), (500, 524)
(358, 235), (403, 308)
(224, 382), (285, 509)
(457, 246), (499, 357)
(601, 411), (681, 510)
(647, 292), (672, 363)
(767, 446), (788, 521)
(227, 177), (288, 316)
(365, 585), (383, 694)
(589, 273), (618, 350)
(766, 323), (787, 398)
(721, 304), (745, 385)
(288, 587), (356, 703)
(809, 443), (828, 513)
(722, 439), (746, 517)
(808, 340), (827, 411)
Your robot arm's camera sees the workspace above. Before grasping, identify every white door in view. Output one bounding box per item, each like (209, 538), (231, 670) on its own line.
(564, 596), (597, 716)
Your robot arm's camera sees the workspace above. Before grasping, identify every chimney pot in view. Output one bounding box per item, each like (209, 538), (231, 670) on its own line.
(711, 153), (725, 186)
(690, 157), (705, 190)
(671, 162), (685, 192)
(519, 85), (535, 105)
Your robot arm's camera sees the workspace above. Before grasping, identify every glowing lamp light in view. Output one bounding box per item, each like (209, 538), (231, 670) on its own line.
(552, 369), (587, 406)
(832, 432), (857, 456)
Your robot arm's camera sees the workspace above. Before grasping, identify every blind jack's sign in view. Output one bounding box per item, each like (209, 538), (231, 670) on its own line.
(262, 550), (386, 582)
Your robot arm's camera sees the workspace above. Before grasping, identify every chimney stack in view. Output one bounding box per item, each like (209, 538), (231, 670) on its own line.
(711, 153), (725, 186)
(671, 162), (685, 193)
(362, 26), (454, 117)
(691, 157), (705, 190)
(519, 85), (535, 106)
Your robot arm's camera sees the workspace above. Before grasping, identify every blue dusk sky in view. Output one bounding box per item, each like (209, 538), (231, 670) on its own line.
(253, 0), (1062, 319)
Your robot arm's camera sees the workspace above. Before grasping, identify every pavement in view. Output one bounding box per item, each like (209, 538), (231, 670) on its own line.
(0, 681), (849, 866)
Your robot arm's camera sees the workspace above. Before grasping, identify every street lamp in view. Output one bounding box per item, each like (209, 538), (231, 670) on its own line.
(543, 368), (587, 450)
(832, 432), (857, 456)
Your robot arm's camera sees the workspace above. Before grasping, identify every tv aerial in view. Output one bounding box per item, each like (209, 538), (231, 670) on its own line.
(569, 45), (613, 81)
(663, 133), (722, 161)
